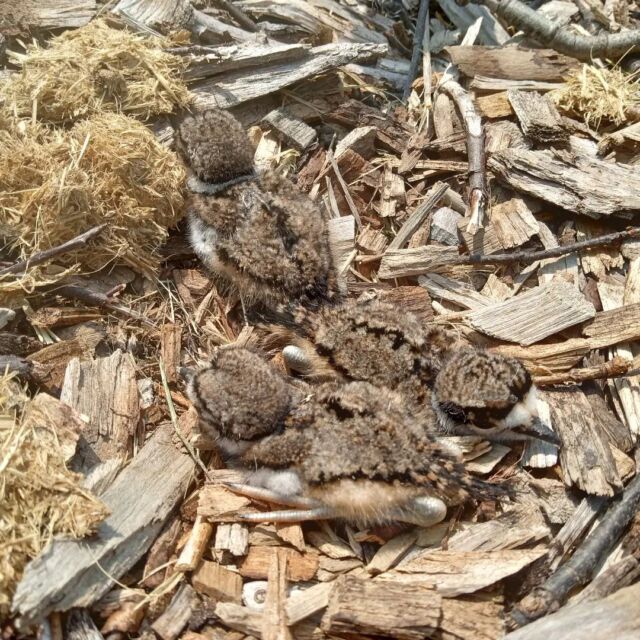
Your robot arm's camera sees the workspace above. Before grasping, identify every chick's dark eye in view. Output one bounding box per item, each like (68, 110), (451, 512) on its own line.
(440, 401), (466, 423)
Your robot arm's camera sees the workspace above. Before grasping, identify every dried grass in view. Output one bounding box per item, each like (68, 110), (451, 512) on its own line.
(0, 112), (186, 277)
(0, 374), (109, 617)
(1, 19), (191, 123)
(551, 64), (640, 129)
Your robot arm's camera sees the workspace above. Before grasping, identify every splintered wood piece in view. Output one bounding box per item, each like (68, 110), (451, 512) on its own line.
(379, 245), (460, 279)
(285, 581), (333, 626)
(321, 576), (441, 640)
(335, 126), (377, 160)
(306, 528), (358, 560)
(448, 509), (550, 552)
(490, 197), (539, 249)
(419, 273), (492, 311)
(366, 530), (418, 575)
(508, 90), (568, 144)
(476, 92), (513, 119)
(465, 443), (511, 474)
(60, 349), (139, 465)
(275, 523), (306, 552)
(545, 388), (622, 496)
(192, 43), (387, 109)
(151, 583), (197, 640)
(12, 426), (195, 625)
(142, 517), (181, 589)
(161, 323), (182, 385)
(262, 108), (317, 151)
(430, 207), (463, 246)
(440, 597), (504, 640)
(27, 327), (104, 393)
(489, 149), (640, 219)
(445, 46), (577, 80)
(468, 281), (595, 345)
(198, 484), (253, 521)
(582, 302), (640, 348)
(30, 307), (101, 329)
(433, 93), (456, 140)
(486, 120), (530, 153)
(386, 549), (546, 596)
(328, 215), (355, 274)
(0, 0), (95, 32)
(214, 523), (249, 557)
(21, 393), (85, 463)
(240, 547), (319, 582)
(379, 165), (406, 218)
(504, 582), (640, 640)
(175, 516), (214, 572)
(214, 602), (263, 636)
(357, 225), (388, 254)
(192, 560), (243, 603)
(262, 550), (292, 640)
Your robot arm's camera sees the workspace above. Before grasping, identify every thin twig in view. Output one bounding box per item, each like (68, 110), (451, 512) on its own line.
(451, 227), (640, 266)
(511, 473), (640, 627)
(210, 0), (258, 31)
(533, 356), (637, 386)
(403, 0), (430, 101)
(159, 359), (211, 481)
(54, 284), (156, 328)
(475, 0), (640, 61)
(0, 224), (107, 276)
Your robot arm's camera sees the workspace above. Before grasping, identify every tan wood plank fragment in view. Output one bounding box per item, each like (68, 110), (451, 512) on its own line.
(240, 546), (319, 582)
(379, 245), (460, 279)
(508, 90), (568, 144)
(193, 560), (243, 603)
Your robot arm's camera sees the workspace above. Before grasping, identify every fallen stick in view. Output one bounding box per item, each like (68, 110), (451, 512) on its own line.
(451, 226), (640, 266)
(54, 284), (155, 328)
(0, 224), (107, 276)
(475, 0), (640, 61)
(510, 472), (640, 627)
(210, 0), (258, 32)
(533, 356), (637, 386)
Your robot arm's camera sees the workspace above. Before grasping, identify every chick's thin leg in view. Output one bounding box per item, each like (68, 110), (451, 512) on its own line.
(225, 482), (321, 509)
(239, 506), (337, 523)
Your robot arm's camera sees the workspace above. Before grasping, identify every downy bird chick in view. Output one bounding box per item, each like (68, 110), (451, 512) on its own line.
(233, 381), (507, 526)
(279, 299), (559, 446)
(433, 348), (559, 445)
(279, 297), (452, 407)
(175, 109), (340, 310)
(185, 346), (296, 459)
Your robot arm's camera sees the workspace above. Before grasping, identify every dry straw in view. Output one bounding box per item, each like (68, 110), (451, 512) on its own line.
(0, 112), (186, 278)
(551, 64), (639, 129)
(0, 374), (109, 617)
(1, 19), (191, 123)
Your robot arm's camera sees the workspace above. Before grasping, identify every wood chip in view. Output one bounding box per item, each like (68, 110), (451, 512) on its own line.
(13, 426), (195, 625)
(468, 281), (596, 345)
(151, 583), (197, 640)
(386, 548), (546, 596)
(419, 273), (492, 310)
(430, 207), (462, 246)
(214, 523), (250, 557)
(240, 547), (319, 582)
(508, 90), (568, 144)
(161, 323), (182, 385)
(262, 108), (317, 151)
(192, 560), (243, 603)
(198, 485), (253, 521)
(366, 530), (418, 575)
(379, 245), (460, 279)
(328, 215), (355, 273)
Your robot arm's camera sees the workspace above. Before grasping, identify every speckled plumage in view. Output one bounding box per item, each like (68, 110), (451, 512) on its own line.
(175, 109), (340, 309)
(175, 110), (254, 184)
(244, 381), (504, 509)
(187, 347), (292, 448)
(434, 348), (532, 429)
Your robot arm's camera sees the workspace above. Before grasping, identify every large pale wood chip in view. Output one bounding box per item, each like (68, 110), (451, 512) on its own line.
(151, 583), (197, 640)
(214, 523), (249, 557)
(262, 549), (292, 640)
(545, 388), (622, 496)
(321, 576), (441, 640)
(379, 245), (460, 279)
(240, 546), (319, 582)
(214, 602), (263, 637)
(0, 0), (95, 33)
(198, 484), (253, 521)
(445, 46), (578, 81)
(504, 582), (640, 640)
(60, 349), (139, 466)
(419, 273), (492, 310)
(384, 549), (546, 596)
(262, 108), (317, 151)
(508, 90), (568, 144)
(468, 281), (595, 345)
(192, 560), (243, 603)
(489, 149), (640, 219)
(12, 426), (195, 625)
(192, 43), (387, 109)
(285, 581), (333, 626)
(328, 215), (355, 274)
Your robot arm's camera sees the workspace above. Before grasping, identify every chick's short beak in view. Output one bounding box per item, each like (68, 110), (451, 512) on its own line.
(512, 417), (561, 446)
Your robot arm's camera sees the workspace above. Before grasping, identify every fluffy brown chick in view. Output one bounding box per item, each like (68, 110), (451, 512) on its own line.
(175, 109), (340, 310)
(186, 347), (294, 458)
(240, 381), (504, 525)
(433, 348), (560, 445)
(281, 298), (453, 406)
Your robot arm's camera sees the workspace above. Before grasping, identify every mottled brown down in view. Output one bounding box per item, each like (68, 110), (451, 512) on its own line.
(188, 347), (292, 443)
(175, 109), (254, 184)
(245, 381), (504, 505)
